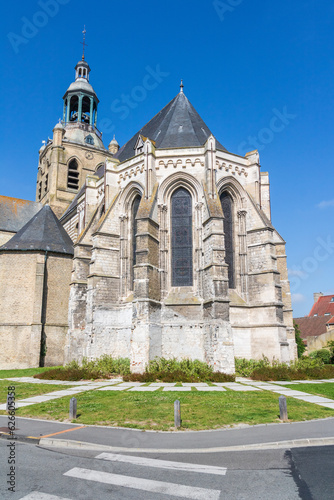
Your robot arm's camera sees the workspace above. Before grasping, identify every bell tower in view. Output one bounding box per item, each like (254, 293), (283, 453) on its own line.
(36, 31), (113, 218)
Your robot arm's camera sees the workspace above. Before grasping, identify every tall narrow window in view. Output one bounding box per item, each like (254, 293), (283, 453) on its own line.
(131, 195), (141, 289)
(171, 187), (193, 286)
(67, 160), (79, 190)
(220, 192), (235, 288)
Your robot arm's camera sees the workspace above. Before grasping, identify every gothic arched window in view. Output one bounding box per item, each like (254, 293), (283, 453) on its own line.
(220, 191), (235, 289)
(171, 187), (193, 286)
(67, 159), (79, 190)
(131, 195), (141, 289)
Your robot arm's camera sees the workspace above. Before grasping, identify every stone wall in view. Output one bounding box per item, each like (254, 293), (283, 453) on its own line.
(0, 251), (72, 368)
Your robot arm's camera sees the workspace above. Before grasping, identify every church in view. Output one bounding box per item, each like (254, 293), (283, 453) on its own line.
(0, 52), (297, 372)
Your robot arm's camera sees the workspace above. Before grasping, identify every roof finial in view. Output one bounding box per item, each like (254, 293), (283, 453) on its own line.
(81, 26), (87, 60)
(180, 79), (184, 93)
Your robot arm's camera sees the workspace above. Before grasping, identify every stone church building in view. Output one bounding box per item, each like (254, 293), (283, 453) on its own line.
(0, 54), (296, 372)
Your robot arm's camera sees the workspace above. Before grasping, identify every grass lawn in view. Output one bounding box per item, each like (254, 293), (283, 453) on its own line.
(0, 380), (75, 404)
(6, 389), (334, 431)
(0, 367), (62, 379)
(290, 383), (334, 400)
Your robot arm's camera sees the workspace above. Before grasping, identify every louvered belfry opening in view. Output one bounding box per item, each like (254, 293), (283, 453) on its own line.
(131, 195), (141, 289)
(220, 191), (235, 289)
(67, 159), (79, 190)
(171, 187), (193, 287)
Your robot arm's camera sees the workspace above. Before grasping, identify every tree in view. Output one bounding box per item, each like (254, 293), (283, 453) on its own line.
(325, 340), (334, 364)
(294, 321), (306, 358)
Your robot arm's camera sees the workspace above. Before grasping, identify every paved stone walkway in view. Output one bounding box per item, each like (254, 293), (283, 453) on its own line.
(1, 376), (334, 411)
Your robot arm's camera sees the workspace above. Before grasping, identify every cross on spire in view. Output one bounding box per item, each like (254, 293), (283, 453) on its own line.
(180, 79), (184, 93)
(81, 26), (88, 60)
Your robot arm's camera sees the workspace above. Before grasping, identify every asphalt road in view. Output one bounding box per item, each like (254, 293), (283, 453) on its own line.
(1, 440), (333, 500)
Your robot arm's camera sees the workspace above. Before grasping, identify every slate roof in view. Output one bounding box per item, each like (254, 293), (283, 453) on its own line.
(0, 205), (74, 255)
(309, 294), (334, 317)
(0, 196), (43, 233)
(294, 316), (329, 339)
(114, 91), (227, 163)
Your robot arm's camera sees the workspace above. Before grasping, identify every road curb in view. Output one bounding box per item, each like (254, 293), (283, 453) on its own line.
(39, 436), (334, 453)
(0, 432), (40, 445)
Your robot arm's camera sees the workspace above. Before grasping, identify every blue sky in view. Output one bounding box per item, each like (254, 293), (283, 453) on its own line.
(1, 0), (333, 317)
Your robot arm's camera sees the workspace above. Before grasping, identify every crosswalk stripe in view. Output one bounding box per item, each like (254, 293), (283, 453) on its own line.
(64, 467), (221, 500)
(18, 493), (72, 500)
(96, 452), (227, 475)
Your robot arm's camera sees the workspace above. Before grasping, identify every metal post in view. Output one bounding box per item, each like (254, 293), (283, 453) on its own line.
(174, 400), (181, 428)
(279, 395), (288, 421)
(69, 397), (77, 420)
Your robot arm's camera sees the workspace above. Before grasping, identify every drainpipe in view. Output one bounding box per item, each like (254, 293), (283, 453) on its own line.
(39, 250), (48, 367)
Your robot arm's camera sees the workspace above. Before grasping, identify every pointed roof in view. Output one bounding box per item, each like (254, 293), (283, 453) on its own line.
(0, 205), (74, 255)
(114, 91), (227, 163)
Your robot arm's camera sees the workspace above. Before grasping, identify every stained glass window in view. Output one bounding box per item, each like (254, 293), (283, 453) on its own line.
(131, 195), (141, 289)
(171, 188), (193, 286)
(220, 192), (235, 288)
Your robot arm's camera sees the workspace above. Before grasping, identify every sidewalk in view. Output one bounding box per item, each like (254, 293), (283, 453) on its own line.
(1, 414), (334, 453)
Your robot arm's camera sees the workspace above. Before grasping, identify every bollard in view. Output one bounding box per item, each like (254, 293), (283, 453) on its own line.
(174, 399), (181, 428)
(279, 395), (288, 421)
(69, 397), (77, 420)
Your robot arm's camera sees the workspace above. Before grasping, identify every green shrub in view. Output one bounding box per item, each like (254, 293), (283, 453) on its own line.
(325, 341), (334, 364)
(35, 356), (130, 381)
(123, 369), (234, 383)
(126, 357), (235, 382)
(235, 356), (270, 377)
(309, 349), (332, 365)
(146, 357), (214, 378)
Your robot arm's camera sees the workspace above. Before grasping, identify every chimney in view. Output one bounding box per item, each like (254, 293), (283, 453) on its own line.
(313, 292), (323, 303)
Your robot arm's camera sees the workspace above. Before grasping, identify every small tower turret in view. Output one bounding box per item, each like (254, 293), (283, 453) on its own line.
(108, 135), (119, 155)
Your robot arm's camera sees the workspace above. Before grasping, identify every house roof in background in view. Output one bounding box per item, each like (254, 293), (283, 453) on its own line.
(309, 294), (334, 317)
(294, 316), (330, 339)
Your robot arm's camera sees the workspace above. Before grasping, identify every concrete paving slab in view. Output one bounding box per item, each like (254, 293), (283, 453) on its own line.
(212, 383), (240, 387)
(254, 385), (285, 391)
(196, 387), (226, 391)
(182, 383), (209, 387)
(269, 381), (298, 385)
(19, 395), (62, 403)
(97, 387), (127, 391)
(271, 390), (311, 397)
(12, 402), (36, 408)
(293, 396), (334, 403)
(225, 385), (261, 391)
(316, 402), (334, 409)
(290, 380), (324, 384)
(40, 390), (82, 396)
(0, 401), (35, 410)
(128, 386), (159, 391)
(149, 383), (176, 387)
(163, 387), (192, 391)
(115, 382), (145, 387)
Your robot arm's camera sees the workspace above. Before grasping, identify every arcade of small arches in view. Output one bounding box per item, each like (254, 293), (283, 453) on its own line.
(63, 94), (98, 126)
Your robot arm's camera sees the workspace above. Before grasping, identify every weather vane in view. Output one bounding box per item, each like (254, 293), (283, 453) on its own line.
(81, 26), (87, 60)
